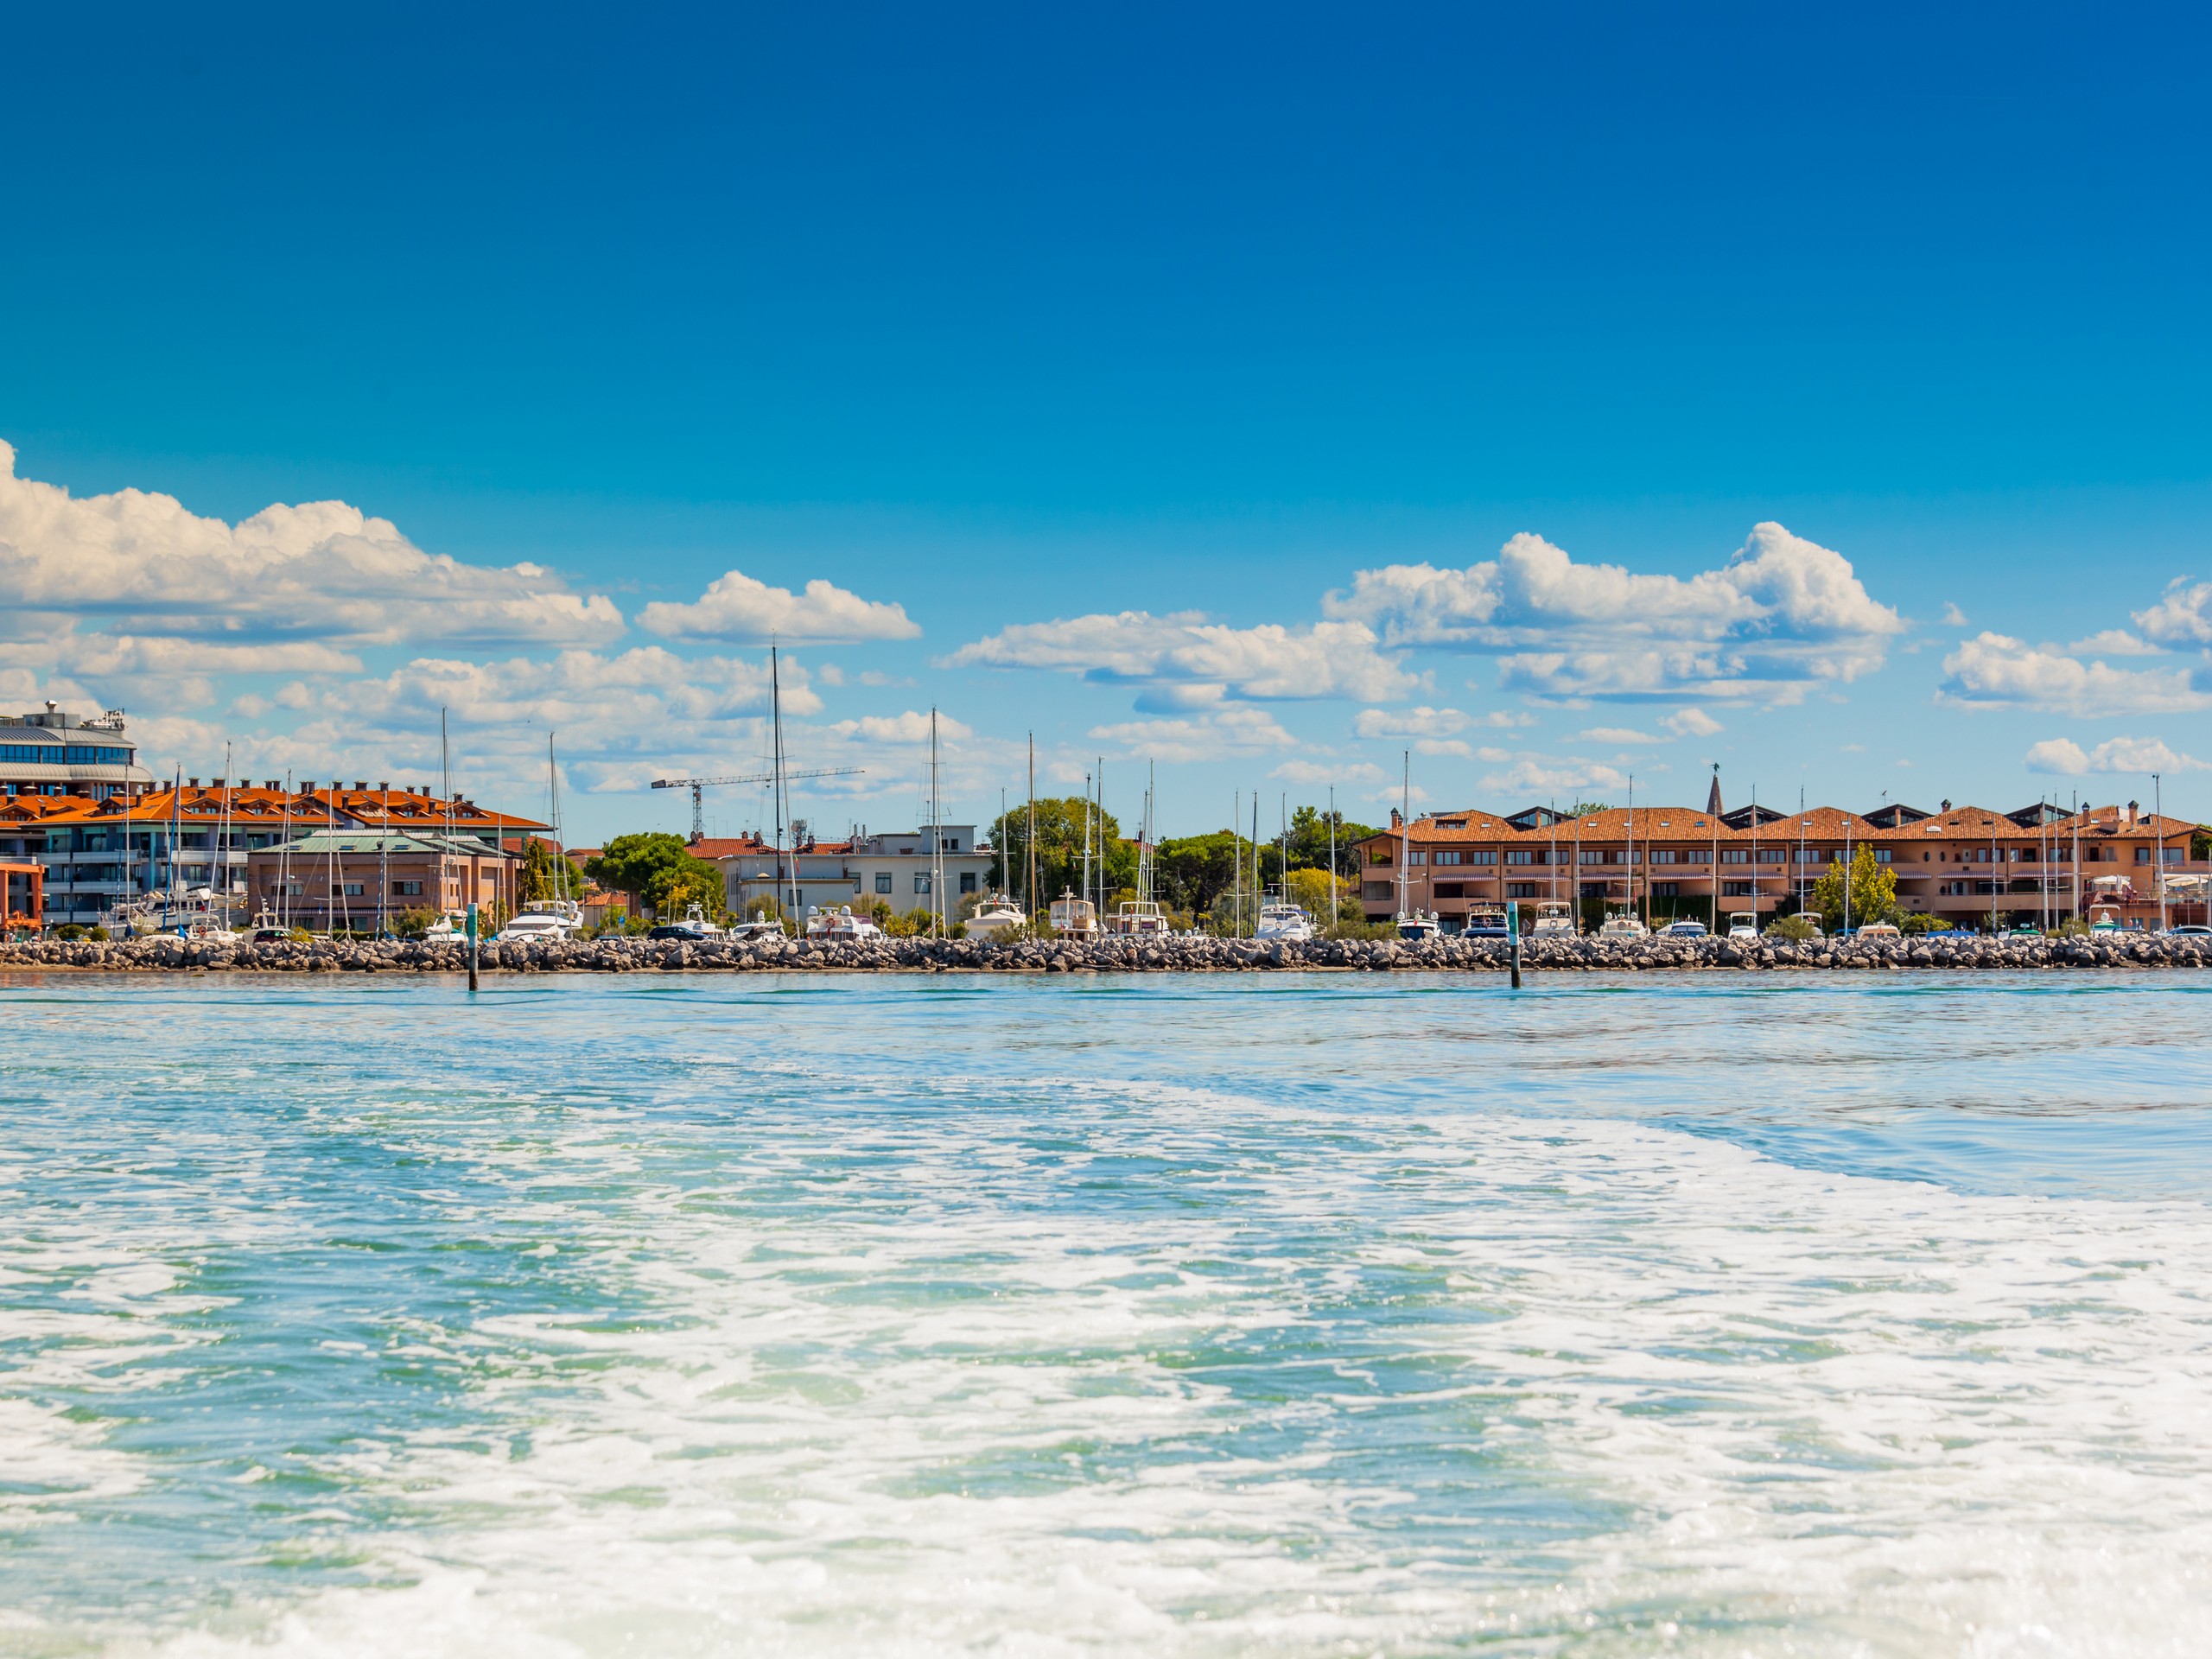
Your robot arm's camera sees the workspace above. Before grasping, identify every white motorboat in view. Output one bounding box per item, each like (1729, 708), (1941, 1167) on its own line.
(964, 893), (1027, 939)
(677, 902), (725, 938)
(1726, 910), (1758, 941)
(495, 900), (582, 944)
(1049, 891), (1100, 937)
(1532, 901), (1578, 938)
(1255, 899), (1314, 942)
(1598, 909), (1649, 940)
(727, 918), (784, 943)
(1395, 911), (1441, 943)
(1103, 897), (1171, 936)
(805, 905), (882, 941)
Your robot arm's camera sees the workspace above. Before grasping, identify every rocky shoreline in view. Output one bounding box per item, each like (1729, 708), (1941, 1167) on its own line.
(3, 931), (2208, 975)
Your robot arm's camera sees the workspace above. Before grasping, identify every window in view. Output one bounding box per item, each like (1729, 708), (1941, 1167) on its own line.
(1433, 849), (1463, 866)
(1721, 849), (1749, 864)
(914, 874), (931, 893)
(875, 873), (893, 893)
(1580, 849), (1603, 865)
(392, 880), (423, 896)
(1408, 849), (1427, 866)
(1874, 849), (1891, 864)
(1435, 882), (1465, 899)
(959, 872), (976, 893)
(339, 882), (364, 897)
(1651, 881), (1679, 898)
(1362, 881), (1393, 900)
(2136, 848), (2152, 863)
(1504, 849), (1537, 865)
(1369, 848), (1392, 866)
(1650, 849), (1678, 864)
(1467, 849), (1497, 865)
(1722, 880), (1756, 897)
(1506, 881), (1539, 899)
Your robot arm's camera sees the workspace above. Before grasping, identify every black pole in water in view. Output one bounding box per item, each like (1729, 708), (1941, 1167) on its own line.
(467, 900), (480, 993)
(1509, 899), (1522, 988)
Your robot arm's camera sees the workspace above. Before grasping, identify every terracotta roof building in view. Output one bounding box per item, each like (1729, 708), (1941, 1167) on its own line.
(1352, 798), (2203, 932)
(4, 781), (548, 928)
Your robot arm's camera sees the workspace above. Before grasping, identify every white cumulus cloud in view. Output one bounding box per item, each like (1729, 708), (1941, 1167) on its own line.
(2029, 734), (2207, 776)
(1327, 522), (1903, 700)
(825, 710), (974, 744)
(952, 612), (1415, 704)
(1941, 632), (2212, 716)
(0, 440), (620, 647)
(1662, 708), (1725, 737)
(2067, 628), (2159, 658)
(1478, 758), (1632, 798)
(639, 569), (920, 645)
(1085, 706), (1297, 763)
(2133, 578), (2212, 648)
(1351, 705), (1477, 740)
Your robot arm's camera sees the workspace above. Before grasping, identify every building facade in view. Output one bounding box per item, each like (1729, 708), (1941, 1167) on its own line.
(245, 830), (520, 931)
(716, 824), (996, 919)
(1, 782), (549, 928)
(0, 705), (154, 800)
(1355, 799), (2204, 931)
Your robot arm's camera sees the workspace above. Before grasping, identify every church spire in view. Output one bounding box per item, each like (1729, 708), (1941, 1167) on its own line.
(1707, 764), (1723, 817)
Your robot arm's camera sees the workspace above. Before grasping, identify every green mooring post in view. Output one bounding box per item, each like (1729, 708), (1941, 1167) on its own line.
(1508, 899), (1522, 988)
(467, 901), (480, 993)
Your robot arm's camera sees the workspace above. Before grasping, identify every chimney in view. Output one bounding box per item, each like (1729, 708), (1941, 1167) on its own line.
(354, 780), (368, 791)
(2128, 799), (2139, 824)
(1389, 808), (1402, 829)
(378, 780), (389, 791)
(188, 777), (200, 787)
(302, 780), (316, 792)
(264, 780), (280, 790)
(1941, 799), (1951, 813)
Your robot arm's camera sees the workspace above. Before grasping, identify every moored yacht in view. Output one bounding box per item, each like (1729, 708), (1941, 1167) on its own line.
(1254, 898), (1314, 942)
(805, 904), (882, 941)
(1049, 890), (1099, 937)
(1598, 908), (1649, 939)
(1103, 897), (1171, 936)
(964, 893), (1026, 939)
(1395, 910), (1441, 942)
(1532, 901), (1578, 937)
(495, 899), (583, 943)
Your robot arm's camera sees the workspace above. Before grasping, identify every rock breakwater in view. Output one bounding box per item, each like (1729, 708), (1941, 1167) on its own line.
(3, 931), (2207, 975)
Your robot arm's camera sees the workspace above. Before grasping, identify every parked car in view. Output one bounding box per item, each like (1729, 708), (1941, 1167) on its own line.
(647, 923), (714, 941)
(2167, 923), (2212, 936)
(1660, 918), (1708, 938)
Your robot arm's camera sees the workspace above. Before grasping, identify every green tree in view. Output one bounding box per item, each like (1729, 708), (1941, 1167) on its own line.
(988, 798), (1122, 902)
(1566, 800), (1611, 816)
(1154, 830), (1245, 916)
(516, 836), (584, 905)
(584, 833), (691, 902)
(1808, 846), (1898, 930)
(582, 831), (726, 919)
(1285, 805), (1380, 878)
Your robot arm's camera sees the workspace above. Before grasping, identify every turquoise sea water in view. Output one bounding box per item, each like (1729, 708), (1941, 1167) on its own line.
(3, 970), (2211, 1656)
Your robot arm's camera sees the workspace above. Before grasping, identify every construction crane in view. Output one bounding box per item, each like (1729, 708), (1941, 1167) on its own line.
(652, 768), (863, 842)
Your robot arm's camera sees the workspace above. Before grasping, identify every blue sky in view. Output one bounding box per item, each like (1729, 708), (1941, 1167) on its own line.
(6, 3), (2211, 842)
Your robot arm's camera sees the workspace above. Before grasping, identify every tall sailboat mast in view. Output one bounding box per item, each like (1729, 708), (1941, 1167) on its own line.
(929, 708), (943, 938)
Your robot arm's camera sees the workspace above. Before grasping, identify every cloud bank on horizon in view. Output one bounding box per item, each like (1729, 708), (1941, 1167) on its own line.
(6, 439), (2211, 830)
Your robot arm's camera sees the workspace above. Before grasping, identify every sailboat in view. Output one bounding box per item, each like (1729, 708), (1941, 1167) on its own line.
(1105, 763), (1169, 934)
(497, 735), (583, 941)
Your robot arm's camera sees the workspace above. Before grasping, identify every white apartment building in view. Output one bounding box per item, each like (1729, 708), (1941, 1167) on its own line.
(718, 824), (995, 918)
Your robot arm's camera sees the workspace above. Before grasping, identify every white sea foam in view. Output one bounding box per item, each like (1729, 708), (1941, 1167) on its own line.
(5, 977), (2212, 1656)
(102, 1087), (2212, 1657)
